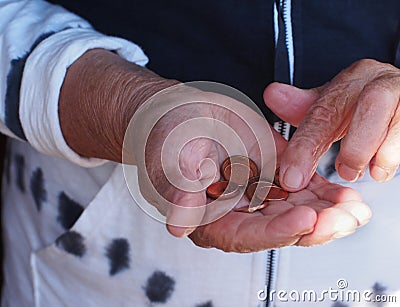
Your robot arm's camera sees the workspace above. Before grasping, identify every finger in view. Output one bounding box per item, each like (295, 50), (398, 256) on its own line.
(336, 84), (398, 181)
(263, 82), (319, 126)
(291, 174), (370, 226)
(279, 82), (357, 191)
(369, 113), (400, 182)
(190, 205), (317, 252)
(166, 147), (216, 237)
(166, 188), (206, 237)
(263, 205), (317, 247)
(334, 201), (371, 227)
(296, 206), (359, 246)
(307, 174), (362, 203)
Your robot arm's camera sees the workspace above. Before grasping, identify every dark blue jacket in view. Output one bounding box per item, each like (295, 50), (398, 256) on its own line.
(49, 0), (400, 124)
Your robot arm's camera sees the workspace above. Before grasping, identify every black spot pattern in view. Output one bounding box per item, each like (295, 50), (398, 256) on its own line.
(105, 238), (130, 276)
(144, 270), (175, 303)
(5, 58), (27, 140)
(4, 143), (11, 184)
(30, 168), (46, 211)
(5, 32), (55, 139)
(56, 231), (86, 257)
(195, 301), (213, 307)
(57, 192), (84, 230)
(372, 282), (387, 307)
(372, 282), (387, 294)
(14, 154), (25, 192)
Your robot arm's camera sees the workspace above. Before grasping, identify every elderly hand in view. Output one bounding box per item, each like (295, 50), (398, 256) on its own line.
(189, 130), (370, 251)
(264, 59), (400, 191)
(59, 50), (370, 252)
(132, 85), (370, 251)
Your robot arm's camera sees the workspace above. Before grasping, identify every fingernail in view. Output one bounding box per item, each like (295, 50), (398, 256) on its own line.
(182, 227), (196, 237)
(332, 230), (355, 239)
(371, 165), (390, 182)
(283, 166), (304, 189)
(337, 163), (362, 182)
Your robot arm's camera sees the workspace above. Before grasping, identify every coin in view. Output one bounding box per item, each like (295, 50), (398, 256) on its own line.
(263, 184), (289, 201)
(245, 180), (258, 201)
(247, 176), (259, 186)
(206, 181), (240, 200)
(234, 181), (288, 213)
(246, 180), (289, 202)
(206, 157), (288, 213)
(274, 167), (281, 186)
(233, 202), (269, 213)
(221, 155), (258, 185)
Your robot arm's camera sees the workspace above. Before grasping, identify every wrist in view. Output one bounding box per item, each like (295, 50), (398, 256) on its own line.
(59, 48), (178, 162)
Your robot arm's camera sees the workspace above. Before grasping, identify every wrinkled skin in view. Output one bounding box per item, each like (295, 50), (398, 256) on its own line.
(60, 50), (371, 253)
(265, 59), (400, 191)
(142, 91), (370, 252)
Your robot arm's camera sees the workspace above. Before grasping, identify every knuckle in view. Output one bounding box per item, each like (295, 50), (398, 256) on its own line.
(359, 82), (398, 118)
(288, 134), (329, 160)
(304, 103), (339, 129)
(353, 58), (378, 70)
(364, 64), (400, 92)
(350, 59), (400, 89)
(362, 80), (394, 97)
(352, 58), (393, 74)
(339, 59), (380, 77)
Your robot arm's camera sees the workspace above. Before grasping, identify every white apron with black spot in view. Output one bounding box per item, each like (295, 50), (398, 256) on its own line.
(4, 135), (400, 307)
(2, 1), (399, 306)
(2, 139), (267, 307)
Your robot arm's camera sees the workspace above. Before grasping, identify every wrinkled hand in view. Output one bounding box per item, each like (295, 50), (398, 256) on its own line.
(60, 49), (370, 252)
(189, 132), (370, 252)
(133, 85), (370, 252)
(264, 59), (400, 191)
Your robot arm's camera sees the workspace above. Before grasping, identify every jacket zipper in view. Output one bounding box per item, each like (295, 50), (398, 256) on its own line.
(272, 0), (293, 140)
(263, 249), (280, 307)
(264, 1), (293, 306)
(282, 0), (294, 85)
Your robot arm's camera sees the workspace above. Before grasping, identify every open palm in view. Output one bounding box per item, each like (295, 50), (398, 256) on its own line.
(135, 85), (370, 252)
(187, 126), (370, 252)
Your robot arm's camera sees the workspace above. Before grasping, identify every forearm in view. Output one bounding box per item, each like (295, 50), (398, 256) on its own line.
(59, 48), (178, 162)
(0, 0), (92, 140)
(0, 0), (156, 166)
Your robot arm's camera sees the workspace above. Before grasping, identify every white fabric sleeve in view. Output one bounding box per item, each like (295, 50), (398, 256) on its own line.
(0, 0), (148, 167)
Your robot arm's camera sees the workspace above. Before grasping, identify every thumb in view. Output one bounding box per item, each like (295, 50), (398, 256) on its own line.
(165, 152), (216, 237)
(166, 190), (206, 237)
(263, 82), (319, 126)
